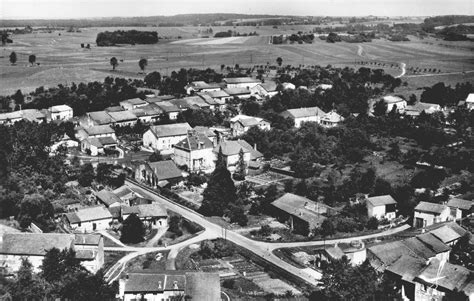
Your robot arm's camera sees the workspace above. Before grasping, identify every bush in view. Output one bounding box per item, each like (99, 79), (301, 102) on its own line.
(222, 279), (235, 289)
(366, 217), (379, 230)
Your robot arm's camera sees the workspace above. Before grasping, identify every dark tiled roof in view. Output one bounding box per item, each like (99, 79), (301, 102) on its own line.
(88, 111), (114, 125)
(149, 123), (192, 138)
(148, 160), (183, 181)
(386, 254), (427, 282)
(223, 87), (251, 96)
(368, 241), (410, 266)
(107, 110), (137, 122)
(84, 125), (115, 136)
(272, 193), (328, 228)
(447, 198), (473, 211)
(366, 195), (397, 207)
(213, 140), (249, 156)
(154, 101), (180, 112)
(416, 233), (451, 253)
(416, 259), (473, 295)
(414, 201), (448, 215)
(236, 140), (263, 160)
(430, 226), (461, 244)
(280, 107), (326, 119)
(174, 131), (214, 151)
(98, 136), (117, 146)
(205, 90), (230, 98)
(402, 237), (436, 259)
(1, 233), (75, 256)
(96, 190), (122, 206)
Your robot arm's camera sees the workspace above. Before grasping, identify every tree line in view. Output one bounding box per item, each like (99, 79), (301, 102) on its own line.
(96, 30), (159, 46)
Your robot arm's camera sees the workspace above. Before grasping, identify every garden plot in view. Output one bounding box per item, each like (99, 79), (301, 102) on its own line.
(246, 171), (293, 186)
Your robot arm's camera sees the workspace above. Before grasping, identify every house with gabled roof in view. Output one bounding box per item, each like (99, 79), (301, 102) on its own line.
(120, 98), (148, 110)
(251, 81), (279, 98)
(142, 123), (192, 154)
(230, 114), (271, 137)
(95, 189), (123, 208)
(108, 110), (138, 127)
(131, 104), (163, 123)
(465, 93), (474, 110)
(280, 107), (326, 128)
(76, 125), (116, 141)
(212, 139), (262, 173)
(87, 111), (114, 126)
(320, 110), (344, 128)
(113, 185), (143, 205)
(202, 90), (231, 104)
(170, 96), (211, 111)
(366, 195), (397, 220)
(413, 201), (452, 228)
(153, 102), (180, 120)
(223, 87), (252, 99)
(118, 271), (221, 301)
(135, 160), (183, 188)
(80, 136), (117, 156)
(64, 206), (113, 232)
(224, 77), (261, 89)
(185, 81), (222, 95)
(173, 130), (215, 173)
(48, 104), (73, 121)
(447, 198), (473, 220)
(122, 204), (168, 228)
(74, 234), (104, 273)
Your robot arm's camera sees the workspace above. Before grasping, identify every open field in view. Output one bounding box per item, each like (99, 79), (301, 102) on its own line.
(1, 26), (473, 95)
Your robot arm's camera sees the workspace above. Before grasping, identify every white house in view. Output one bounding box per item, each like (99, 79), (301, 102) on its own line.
(185, 81), (222, 95)
(251, 82), (279, 98)
(366, 195), (397, 220)
(405, 102), (442, 117)
(49, 104), (73, 121)
(230, 114), (271, 137)
(320, 111), (344, 127)
(74, 234), (104, 274)
(76, 125), (116, 141)
(382, 96), (407, 113)
(81, 136), (117, 156)
(465, 93), (474, 110)
(64, 206), (113, 232)
(281, 82), (296, 90)
(108, 110), (138, 127)
(118, 271), (221, 301)
(154, 102), (181, 120)
(173, 130), (215, 173)
(0, 233), (75, 273)
(280, 107), (326, 128)
(447, 198), (473, 220)
(224, 77), (261, 89)
(120, 98), (148, 110)
(413, 201), (452, 228)
(213, 139), (262, 173)
(121, 204), (168, 229)
(143, 123), (192, 154)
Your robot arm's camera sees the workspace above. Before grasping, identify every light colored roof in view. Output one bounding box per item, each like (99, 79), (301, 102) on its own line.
(88, 111), (114, 125)
(223, 87), (252, 96)
(405, 102), (440, 113)
(170, 97), (210, 110)
(466, 93), (474, 103)
(108, 110), (137, 122)
(174, 131), (214, 151)
(105, 106), (124, 112)
(205, 90), (230, 98)
(149, 123), (192, 138)
(368, 241), (410, 266)
(322, 111), (344, 123)
(147, 160), (183, 181)
(0, 111), (23, 121)
(416, 259), (473, 295)
(383, 95), (405, 104)
(96, 190), (122, 206)
(49, 104), (72, 113)
(430, 226), (461, 244)
(120, 98), (147, 106)
(386, 254), (427, 282)
(198, 94), (219, 105)
(414, 201), (448, 215)
(84, 125), (115, 136)
(402, 237), (436, 259)
(193, 126), (217, 138)
(189, 81), (221, 89)
(1, 233), (75, 256)
(66, 206), (113, 223)
(366, 195), (397, 207)
(224, 77), (261, 84)
(146, 95), (176, 103)
(280, 107), (326, 119)
(74, 234), (102, 246)
(271, 193), (328, 228)
(236, 139), (263, 160)
(447, 198), (473, 211)
(154, 101), (181, 113)
(122, 204), (167, 218)
(21, 109), (46, 121)
(416, 233), (451, 253)
(113, 185), (137, 199)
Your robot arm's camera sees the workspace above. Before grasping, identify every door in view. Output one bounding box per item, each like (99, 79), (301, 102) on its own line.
(93, 223), (97, 231)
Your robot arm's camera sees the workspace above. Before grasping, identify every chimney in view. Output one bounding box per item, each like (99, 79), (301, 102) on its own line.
(173, 281), (178, 290)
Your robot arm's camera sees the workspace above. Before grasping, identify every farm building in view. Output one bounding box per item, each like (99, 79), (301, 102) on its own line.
(95, 189), (123, 208)
(382, 96), (407, 113)
(366, 195), (397, 220)
(447, 198), (473, 220)
(142, 123), (192, 154)
(64, 206), (113, 232)
(185, 81), (222, 95)
(134, 160), (183, 188)
(224, 77), (261, 89)
(413, 201), (452, 228)
(48, 104), (73, 121)
(121, 204), (168, 228)
(120, 98), (148, 110)
(230, 114), (271, 137)
(280, 106), (326, 128)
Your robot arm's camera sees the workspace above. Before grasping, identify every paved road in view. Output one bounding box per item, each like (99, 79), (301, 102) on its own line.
(121, 180), (412, 287)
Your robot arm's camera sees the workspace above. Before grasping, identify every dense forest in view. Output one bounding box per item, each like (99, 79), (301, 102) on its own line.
(96, 30), (159, 46)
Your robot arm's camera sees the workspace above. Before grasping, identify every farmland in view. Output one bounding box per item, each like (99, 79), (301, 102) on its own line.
(1, 25), (473, 95)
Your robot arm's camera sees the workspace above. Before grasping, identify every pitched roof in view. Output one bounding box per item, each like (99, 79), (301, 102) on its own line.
(447, 198), (473, 211)
(193, 126), (217, 138)
(131, 104), (163, 117)
(416, 233), (451, 253)
(146, 95), (176, 104)
(386, 254), (427, 282)
(154, 101), (181, 113)
(366, 195), (397, 207)
(430, 226), (462, 244)
(416, 259), (473, 295)
(122, 204), (167, 218)
(223, 87), (252, 96)
(170, 97), (210, 110)
(368, 241), (410, 267)
(65, 206), (113, 223)
(1, 233), (75, 256)
(465, 93), (474, 103)
(236, 139), (263, 160)
(322, 111), (344, 123)
(281, 107), (326, 119)
(383, 95), (405, 104)
(414, 201), (448, 215)
(205, 90), (230, 98)
(148, 123), (192, 138)
(120, 98), (147, 106)
(105, 106), (124, 112)
(49, 104), (72, 113)
(74, 234), (102, 246)
(84, 125), (115, 136)
(88, 111), (114, 125)
(198, 94), (219, 105)
(21, 109), (46, 121)
(402, 237), (436, 259)
(260, 81), (278, 92)
(96, 190), (122, 206)
(271, 193), (328, 228)
(147, 160), (183, 181)
(224, 77), (261, 84)
(174, 131), (214, 151)
(107, 110), (137, 122)
(113, 185), (138, 199)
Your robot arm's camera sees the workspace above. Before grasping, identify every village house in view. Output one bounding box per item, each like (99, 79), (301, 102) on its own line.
(429, 224), (464, 246)
(0, 111), (23, 125)
(230, 114), (271, 137)
(107, 110), (138, 127)
(120, 98), (148, 110)
(250, 81), (279, 98)
(48, 104), (73, 121)
(366, 195), (397, 220)
(113, 185), (144, 205)
(213, 139), (262, 173)
(185, 81), (222, 95)
(135, 160), (183, 188)
(271, 193), (334, 235)
(224, 77), (261, 89)
(447, 197), (473, 220)
(145, 95), (176, 104)
(382, 95), (407, 113)
(122, 204), (168, 228)
(76, 125), (116, 141)
(80, 136), (117, 156)
(193, 126), (218, 145)
(280, 106), (326, 128)
(0, 233), (75, 273)
(173, 130), (215, 173)
(465, 93), (474, 110)
(86, 110), (114, 126)
(413, 201), (452, 228)
(197, 93), (220, 111)
(170, 96), (211, 111)
(404, 102), (442, 117)
(142, 123), (192, 154)
(64, 206), (113, 232)
(320, 111), (344, 127)
(318, 241), (367, 267)
(223, 87), (252, 99)
(118, 271), (221, 301)
(95, 189), (123, 207)
(153, 102), (181, 120)
(21, 109), (47, 123)
(50, 133), (79, 153)
(201, 90), (232, 104)
(74, 234), (104, 274)
(131, 104), (163, 123)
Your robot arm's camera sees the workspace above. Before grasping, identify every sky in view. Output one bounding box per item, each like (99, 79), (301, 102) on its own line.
(1, 0), (473, 19)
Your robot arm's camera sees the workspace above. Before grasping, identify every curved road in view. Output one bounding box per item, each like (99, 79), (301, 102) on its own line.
(105, 180), (411, 287)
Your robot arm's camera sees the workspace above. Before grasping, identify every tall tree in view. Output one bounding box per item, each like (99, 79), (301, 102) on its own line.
(138, 58), (148, 73)
(110, 57), (118, 71)
(121, 213), (145, 243)
(199, 147), (237, 216)
(276, 57), (283, 67)
(9, 51), (17, 65)
(236, 148), (247, 177)
(78, 163), (95, 187)
(28, 54), (36, 66)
